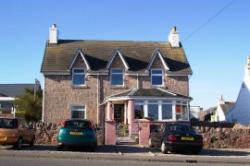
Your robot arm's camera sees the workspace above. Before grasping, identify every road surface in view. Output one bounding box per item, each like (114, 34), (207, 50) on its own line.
(1, 145), (250, 165)
(0, 156), (249, 166)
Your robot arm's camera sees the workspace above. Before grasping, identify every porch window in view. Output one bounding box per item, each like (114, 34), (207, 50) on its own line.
(134, 101), (144, 119)
(176, 101), (188, 120)
(71, 106), (86, 119)
(148, 102), (158, 120)
(162, 103), (172, 120)
(72, 68), (85, 86)
(111, 69), (124, 86)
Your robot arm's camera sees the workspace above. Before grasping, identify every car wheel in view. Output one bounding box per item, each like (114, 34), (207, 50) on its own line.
(29, 136), (35, 147)
(14, 138), (23, 150)
(161, 141), (167, 154)
(148, 137), (153, 148)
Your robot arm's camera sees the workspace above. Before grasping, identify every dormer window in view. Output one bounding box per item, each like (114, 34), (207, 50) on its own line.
(151, 69), (163, 86)
(72, 68), (85, 86)
(111, 69), (124, 86)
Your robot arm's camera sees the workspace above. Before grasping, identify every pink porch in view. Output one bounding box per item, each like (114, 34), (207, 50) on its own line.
(103, 88), (191, 145)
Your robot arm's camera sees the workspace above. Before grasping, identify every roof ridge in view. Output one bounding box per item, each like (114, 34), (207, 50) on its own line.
(128, 88), (138, 96)
(157, 88), (177, 96)
(57, 39), (168, 44)
(106, 88), (133, 98)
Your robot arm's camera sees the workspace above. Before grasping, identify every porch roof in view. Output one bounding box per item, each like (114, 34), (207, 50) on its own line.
(106, 88), (192, 101)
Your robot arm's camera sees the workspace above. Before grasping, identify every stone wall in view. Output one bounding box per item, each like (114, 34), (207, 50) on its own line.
(196, 124), (250, 149)
(34, 122), (104, 145)
(35, 121), (250, 149)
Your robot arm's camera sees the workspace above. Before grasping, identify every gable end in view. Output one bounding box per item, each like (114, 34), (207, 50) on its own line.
(106, 49), (129, 70)
(69, 49), (91, 71)
(147, 49), (169, 71)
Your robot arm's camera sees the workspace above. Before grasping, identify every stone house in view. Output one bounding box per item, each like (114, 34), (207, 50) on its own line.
(41, 25), (192, 137)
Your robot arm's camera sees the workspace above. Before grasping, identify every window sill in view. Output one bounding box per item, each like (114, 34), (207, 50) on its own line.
(71, 85), (89, 89)
(151, 85), (165, 89)
(110, 85), (127, 89)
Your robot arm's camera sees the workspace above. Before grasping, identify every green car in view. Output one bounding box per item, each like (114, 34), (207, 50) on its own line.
(57, 119), (97, 151)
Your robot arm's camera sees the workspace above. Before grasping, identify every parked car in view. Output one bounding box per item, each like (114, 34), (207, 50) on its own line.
(149, 122), (203, 154)
(57, 119), (97, 151)
(0, 117), (35, 150)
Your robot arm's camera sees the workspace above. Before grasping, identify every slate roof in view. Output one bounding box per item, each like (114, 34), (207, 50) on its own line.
(220, 102), (235, 114)
(0, 84), (37, 97)
(204, 106), (217, 114)
(0, 93), (8, 97)
(204, 102), (235, 115)
(41, 40), (192, 74)
(107, 88), (191, 99)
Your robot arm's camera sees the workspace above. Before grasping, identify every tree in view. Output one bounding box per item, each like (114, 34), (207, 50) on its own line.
(15, 88), (42, 122)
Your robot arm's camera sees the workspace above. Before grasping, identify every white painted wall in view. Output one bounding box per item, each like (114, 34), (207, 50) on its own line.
(190, 106), (201, 119)
(0, 97), (15, 101)
(216, 105), (226, 121)
(226, 56), (250, 124)
(49, 24), (58, 44)
(226, 83), (250, 124)
(168, 26), (180, 47)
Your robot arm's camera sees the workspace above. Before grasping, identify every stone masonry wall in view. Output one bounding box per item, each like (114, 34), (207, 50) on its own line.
(44, 75), (99, 124)
(195, 124), (250, 149)
(35, 121), (250, 149)
(34, 122), (104, 145)
(43, 54), (189, 124)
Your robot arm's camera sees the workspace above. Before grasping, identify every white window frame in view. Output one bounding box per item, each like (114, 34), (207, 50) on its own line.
(134, 100), (144, 119)
(72, 68), (86, 86)
(175, 101), (189, 121)
(71, 105), (87, 119)
(151, 69), (164, 87)
(110, 68), (124, 86)
(161, 101), (173, 120)
(133, 99), (189, 121)
(147, 100), (159, 120)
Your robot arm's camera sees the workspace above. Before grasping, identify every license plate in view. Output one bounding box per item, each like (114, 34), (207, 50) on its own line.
(181, 136), (194, 141)
(69, 132), (83, 136)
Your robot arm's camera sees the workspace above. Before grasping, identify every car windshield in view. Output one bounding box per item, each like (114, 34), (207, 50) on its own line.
(0, 119), (17, 129)
(64, 120), (91, 129)
(167, 124), (194, 133)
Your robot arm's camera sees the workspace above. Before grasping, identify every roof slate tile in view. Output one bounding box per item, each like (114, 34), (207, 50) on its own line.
(41, 40), (192, 74)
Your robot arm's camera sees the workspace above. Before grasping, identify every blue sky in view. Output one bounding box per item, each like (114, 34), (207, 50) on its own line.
(0, 0), (249, 109)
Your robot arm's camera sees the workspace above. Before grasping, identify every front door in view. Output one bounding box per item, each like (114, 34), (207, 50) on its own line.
(114, 104), (128, 137)
(114, 104), (124, 123)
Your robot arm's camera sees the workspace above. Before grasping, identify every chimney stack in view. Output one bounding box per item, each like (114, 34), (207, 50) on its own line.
(49, 24), (58, 44)
(168, 26), (180, 47)
(218, 95), (225, 105)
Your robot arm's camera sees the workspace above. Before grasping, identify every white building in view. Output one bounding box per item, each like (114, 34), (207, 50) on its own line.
(190, 106), (202, 120)
(213, 96), (234, 122)
(227, 56), (250, 124)
(203, 96), (234, 122)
